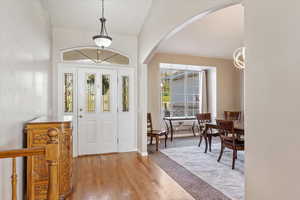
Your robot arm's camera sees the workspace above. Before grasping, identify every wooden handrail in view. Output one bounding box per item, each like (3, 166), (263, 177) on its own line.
(0, 147), (45, 159)
(0, 128), (60, 200)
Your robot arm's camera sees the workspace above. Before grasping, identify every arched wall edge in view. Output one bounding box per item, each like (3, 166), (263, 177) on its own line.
(139, 0), (243, 64)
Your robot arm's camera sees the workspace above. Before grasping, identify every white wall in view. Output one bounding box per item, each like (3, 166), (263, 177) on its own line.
(137, 63), (148, 155)
(0, 0), (52, 198)
(207, 68), (218, 118)
(245, 0), (300, 199)
(240, 71), (244, 119)
(52, 27), (139, 156)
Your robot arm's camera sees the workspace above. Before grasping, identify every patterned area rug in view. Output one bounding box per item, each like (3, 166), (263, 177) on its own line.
(160, 144), (244, 200)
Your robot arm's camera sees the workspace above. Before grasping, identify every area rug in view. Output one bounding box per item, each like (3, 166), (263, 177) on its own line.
(160, 144), (244, 200)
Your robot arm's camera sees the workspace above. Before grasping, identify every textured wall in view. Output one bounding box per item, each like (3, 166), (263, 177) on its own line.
(0, 0), (52, 198)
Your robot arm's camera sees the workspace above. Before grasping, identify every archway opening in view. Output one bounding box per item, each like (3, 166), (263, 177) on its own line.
(145, 4), (245, 200)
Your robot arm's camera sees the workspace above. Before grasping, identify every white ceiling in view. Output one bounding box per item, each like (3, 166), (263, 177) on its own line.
(47, 0), (152, 35)
(157, 5), (244, 59)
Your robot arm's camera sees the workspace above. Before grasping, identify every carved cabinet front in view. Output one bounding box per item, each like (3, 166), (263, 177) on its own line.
(25, 118), (73, 200)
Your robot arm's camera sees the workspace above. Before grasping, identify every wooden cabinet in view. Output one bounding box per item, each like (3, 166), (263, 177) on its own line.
(25, 116), (73, 200)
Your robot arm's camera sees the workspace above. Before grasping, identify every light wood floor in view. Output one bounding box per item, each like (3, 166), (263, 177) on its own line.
(68, 152), (194, 200)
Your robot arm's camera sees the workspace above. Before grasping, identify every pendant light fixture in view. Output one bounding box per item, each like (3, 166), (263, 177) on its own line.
(93, 0), (112, 48)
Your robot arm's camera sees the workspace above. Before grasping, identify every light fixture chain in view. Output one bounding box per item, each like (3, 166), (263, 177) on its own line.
(93, 0), (112, 48)
(102, 0), (104, 18)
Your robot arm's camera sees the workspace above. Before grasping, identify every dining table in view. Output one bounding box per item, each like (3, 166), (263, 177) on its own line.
(163, 116), (197, 142)
(202, 119), (244, 153)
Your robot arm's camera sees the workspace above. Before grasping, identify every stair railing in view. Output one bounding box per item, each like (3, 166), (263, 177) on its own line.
(0, 128), (60, 200)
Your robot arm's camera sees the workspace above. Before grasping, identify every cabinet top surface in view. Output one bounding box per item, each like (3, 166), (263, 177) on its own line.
(27, 116), (73, 124)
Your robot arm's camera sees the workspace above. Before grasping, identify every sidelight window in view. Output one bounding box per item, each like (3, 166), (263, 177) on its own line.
(122, 76), (129, 112)
(64, 73), (73, 113)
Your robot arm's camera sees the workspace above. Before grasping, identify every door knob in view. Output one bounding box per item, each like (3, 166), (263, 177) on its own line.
(79, 115), (83, 118)
(79, 108), (83, 111)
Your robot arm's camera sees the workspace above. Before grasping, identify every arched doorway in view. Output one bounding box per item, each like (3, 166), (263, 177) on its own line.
(139, 2), (244, 199)
(137, 1), (243, 155)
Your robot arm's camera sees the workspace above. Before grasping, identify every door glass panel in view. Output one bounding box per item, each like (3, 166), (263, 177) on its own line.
(122, 76), (129, 112)
(64, 73), (73, 112)
(102, 74), (111, 112)
(86, 74), (96, 112)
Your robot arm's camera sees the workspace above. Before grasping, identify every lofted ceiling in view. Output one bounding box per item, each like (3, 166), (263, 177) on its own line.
(47, 0), (152, 35)
(157, 4), (244, 59)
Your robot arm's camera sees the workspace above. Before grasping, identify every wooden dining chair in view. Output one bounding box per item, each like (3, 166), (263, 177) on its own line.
(196, 113), (219, 152)
(147, 113), (168, 151)
(216, 120), (244, 169)
(224, 111), (241, 121)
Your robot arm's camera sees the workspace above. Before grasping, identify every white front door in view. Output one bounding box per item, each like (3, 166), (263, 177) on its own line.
(77, 68), (118, 155)
(58, 64), (136, 156)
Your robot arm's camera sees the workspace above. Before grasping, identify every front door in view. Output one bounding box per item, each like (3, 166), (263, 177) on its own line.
(77, 68), (118, 155)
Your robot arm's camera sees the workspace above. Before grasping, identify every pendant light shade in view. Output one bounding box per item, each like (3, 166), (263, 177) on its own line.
(93, 0), (112, 48)
(93, 36), (112, 48)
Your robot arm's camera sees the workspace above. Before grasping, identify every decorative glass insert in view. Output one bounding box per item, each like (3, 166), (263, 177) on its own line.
(122, 76), (129, 112)
(64, 73), (73, 112)
(86, 74), (96, 112)
(63, 48), (129, 65)
(102, 75), (111, 112)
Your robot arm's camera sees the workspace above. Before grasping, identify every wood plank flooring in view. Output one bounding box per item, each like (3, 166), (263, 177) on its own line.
(68, 152), (194, 200)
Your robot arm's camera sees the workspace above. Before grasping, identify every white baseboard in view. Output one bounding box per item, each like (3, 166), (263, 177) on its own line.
(138, 150), (148, 157)
(118, 149), (138, 153)
(74, 149), (146, 157)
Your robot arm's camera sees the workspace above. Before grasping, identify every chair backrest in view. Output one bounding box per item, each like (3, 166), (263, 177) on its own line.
(196, 113), (211, 131)
(163, 119), (170, 134)
(147, 113), (153, 132)
(224, 111), (241, 121)
(216, 120), (237, 143)
(196, 113), (211, 122)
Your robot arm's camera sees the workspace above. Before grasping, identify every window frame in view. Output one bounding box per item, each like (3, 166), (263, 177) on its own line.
(160, 67), (203, 117)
